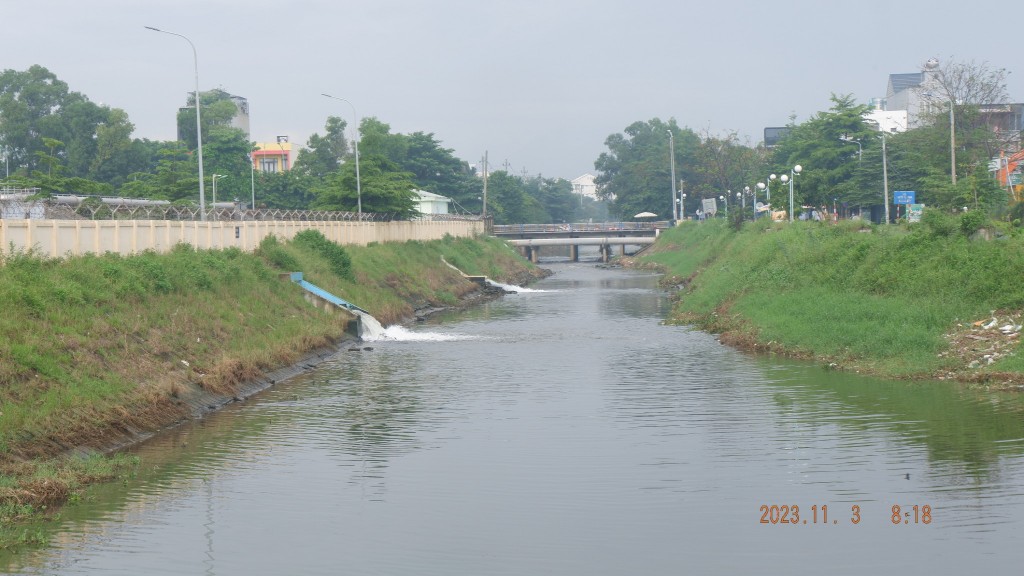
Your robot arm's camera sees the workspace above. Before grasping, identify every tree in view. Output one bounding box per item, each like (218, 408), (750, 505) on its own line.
(0, 65), (126, 181)
(522, 176), (576, 223)
(176, 89), (244, 149)
(483, 171), (547, 224)
(293, 116), (348, 180)
(771, 94), (875, 211)
(256, 170), (316, 209)
(918, 58), (1013, 200)
(201, 125), (254, 204)
(89, 108), (137, 185)
(690, 131), (764, 218)
(595, 118), (700, 220)
(99, 142), (201, 203)
(312, 155), (417, 217)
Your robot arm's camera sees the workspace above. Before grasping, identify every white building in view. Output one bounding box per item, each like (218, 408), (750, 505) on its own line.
(414, 189), (452, 215)
(571, 173), (598, 199)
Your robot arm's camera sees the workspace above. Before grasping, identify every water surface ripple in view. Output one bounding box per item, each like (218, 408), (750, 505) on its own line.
(4, 262), (1024, 574)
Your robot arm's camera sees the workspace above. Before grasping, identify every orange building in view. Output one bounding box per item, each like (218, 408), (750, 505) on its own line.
(253, 136), (292, 173)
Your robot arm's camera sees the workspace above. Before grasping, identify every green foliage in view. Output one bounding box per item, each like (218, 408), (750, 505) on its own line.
(960, 210), (987, 236)
(312, 154), (417, 217)
(292, 230), (354, 280)
(293, 116), (347, 180)
(175, 89), (244, 150)
(920, 208), (958, 237)
(257, 235), (300, 271)
(770, 94), (875, 208)
(595, 119), (702, 220)
(645, 220), (1024, 378)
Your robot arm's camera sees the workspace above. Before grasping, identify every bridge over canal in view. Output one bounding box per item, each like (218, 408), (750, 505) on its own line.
(492, 221), (670, 262)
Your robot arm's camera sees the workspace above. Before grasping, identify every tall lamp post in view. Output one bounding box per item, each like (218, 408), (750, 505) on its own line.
(249, 148), (257, 212)
(212, 174), (227, 219)
(742, 186), (750, 217)
(668, 130), (677, 221)
(946, 98), (956, 185)
(321, 93), (362, 217)
(146, 26), (206, 221)
(779, 165), (802, 222)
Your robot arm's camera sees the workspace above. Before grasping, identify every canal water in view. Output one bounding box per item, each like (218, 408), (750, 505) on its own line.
(3, 262), (1024, 575)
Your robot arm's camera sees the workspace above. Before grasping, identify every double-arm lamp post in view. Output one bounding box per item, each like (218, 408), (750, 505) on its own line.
(756, 174), (777, 218)
(778, 165), (802, 222)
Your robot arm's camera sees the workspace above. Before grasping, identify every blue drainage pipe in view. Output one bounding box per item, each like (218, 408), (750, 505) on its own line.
(289, 272), (368, 314)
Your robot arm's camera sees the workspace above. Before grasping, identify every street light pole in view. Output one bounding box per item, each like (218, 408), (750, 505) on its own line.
(882, 132), (890, 224)
(146, 26), (206, 221)
(668, 130), (677, 222)
(949, 100), (957, 186)
(249, 148), (256, 212)
(780, 165), (802, 222)
(321, 93), (362, 217)
(212, 174), (226, 219)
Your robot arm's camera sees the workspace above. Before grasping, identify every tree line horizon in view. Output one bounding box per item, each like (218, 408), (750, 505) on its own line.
(1, 59), (1017, 224)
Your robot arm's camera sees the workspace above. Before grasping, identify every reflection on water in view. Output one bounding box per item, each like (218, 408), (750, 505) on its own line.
(4, 262), (1024, 575)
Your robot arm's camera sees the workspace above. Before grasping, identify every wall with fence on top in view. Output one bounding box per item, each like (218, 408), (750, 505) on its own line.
(0, 218), (485, 259)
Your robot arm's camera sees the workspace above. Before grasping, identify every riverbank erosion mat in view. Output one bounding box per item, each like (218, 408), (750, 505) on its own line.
(0, 233), (543, 546)
(628, 217), (1024, 388)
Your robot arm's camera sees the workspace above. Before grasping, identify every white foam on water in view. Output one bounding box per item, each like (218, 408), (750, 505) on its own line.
(374, 325), (477, 342)
(485, 279), (551, 293)
(354, 310), (476, 342)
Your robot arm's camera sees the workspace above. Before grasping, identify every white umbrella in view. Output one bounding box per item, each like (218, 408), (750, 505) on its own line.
(633, 211), (657, 218)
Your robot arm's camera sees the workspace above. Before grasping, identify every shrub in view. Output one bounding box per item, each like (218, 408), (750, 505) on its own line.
(960, 210), (986, 236)
(292, 230), (354, 280)
(257, 235), (299, 271)
(920, 208), (958, 237)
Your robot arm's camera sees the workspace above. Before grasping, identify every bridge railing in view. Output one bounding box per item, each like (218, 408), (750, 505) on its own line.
(493, 221), (669, 234)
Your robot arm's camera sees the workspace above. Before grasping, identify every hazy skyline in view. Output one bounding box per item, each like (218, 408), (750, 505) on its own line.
(7, 1), (1021, 181)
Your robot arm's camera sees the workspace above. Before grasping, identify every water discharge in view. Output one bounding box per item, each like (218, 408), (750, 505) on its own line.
(484, 278), (551, 293)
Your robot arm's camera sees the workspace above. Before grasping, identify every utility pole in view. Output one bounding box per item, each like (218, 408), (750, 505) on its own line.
(482, 151), (488, 218)
(882, 131), (890, 225)
(668, 130), (677, 222)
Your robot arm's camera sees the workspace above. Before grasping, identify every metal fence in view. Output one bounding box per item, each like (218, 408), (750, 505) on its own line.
(0, 194), (483, 223)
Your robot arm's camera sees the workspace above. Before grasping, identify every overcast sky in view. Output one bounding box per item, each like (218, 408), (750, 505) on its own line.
(7, 0), (1020, 181)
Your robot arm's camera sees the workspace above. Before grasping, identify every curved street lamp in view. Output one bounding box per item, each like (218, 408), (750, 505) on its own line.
(321, 93), (362, 217)
(146, 26), (206, 221)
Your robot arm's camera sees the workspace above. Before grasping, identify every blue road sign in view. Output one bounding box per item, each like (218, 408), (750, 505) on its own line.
(893, 191), (916, 205)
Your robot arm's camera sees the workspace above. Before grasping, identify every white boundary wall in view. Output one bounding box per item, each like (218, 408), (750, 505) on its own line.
(0, 219), (485, 258)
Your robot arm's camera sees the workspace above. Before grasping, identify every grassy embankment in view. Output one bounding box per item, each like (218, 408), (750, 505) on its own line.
(635, 216), (1024, 384)
(0, 232), (540, 548)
